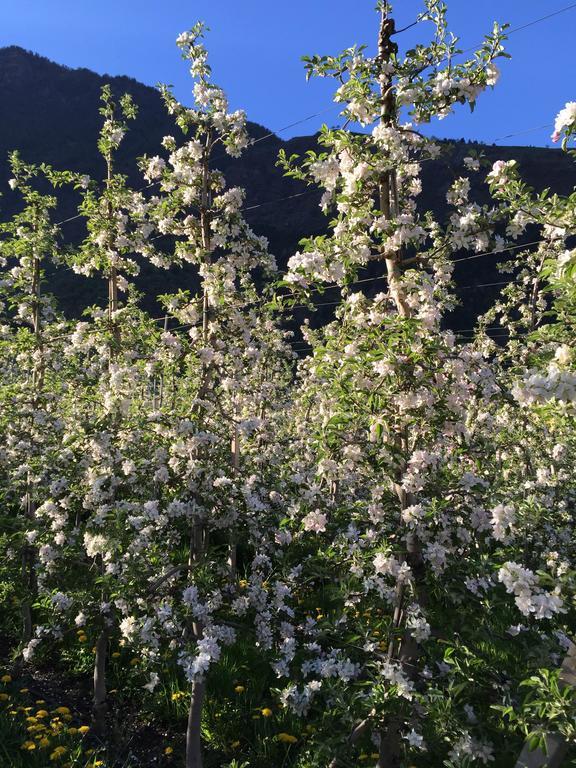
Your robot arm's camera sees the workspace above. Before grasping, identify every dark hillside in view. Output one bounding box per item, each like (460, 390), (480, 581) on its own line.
(1, 46), (574, 330)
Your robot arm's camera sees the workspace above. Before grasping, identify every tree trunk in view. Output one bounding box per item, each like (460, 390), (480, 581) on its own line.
(92, 626), (109, 736)
(374, 10), (427, 765)
(185, 679), (207, 768)
(92, 154), (116, 740)
(377, 717), (403, 768)
(21, 482), (37, 647)
(228, 409), (240, 579)
(184, 130), (216, 768)
(22, 249), (42, 647)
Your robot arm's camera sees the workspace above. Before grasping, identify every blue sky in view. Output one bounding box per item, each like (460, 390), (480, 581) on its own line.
(0, 1), (573, 146)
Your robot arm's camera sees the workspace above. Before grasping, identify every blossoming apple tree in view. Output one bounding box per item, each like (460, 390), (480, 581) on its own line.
(265, 2), (575, 766)
(109, 26), (296, 768)
(0, 153), (72, 652)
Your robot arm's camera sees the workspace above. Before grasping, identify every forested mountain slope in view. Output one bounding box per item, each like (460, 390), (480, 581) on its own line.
(1, 45), (574, 329)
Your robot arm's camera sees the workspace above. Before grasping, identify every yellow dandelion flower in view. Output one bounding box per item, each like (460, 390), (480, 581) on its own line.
(78, 725), (90, 734)
(112, 652), (121, 658)
(67, 727), (78, 735)
(26, 716), (38, 724)
(234, 685), (245, 694)
(129, 658), (139, 666)
(20, 688), (29, 694)
(36, 709), (49, 718)
(370, 754), (380, 760)
(21, 740), (36, 750)
(1, 674), (12, 683)
(0, 693), (9, 701)
(36, 699), (46, 704)
(171, 691), (185, 701)
(49, 745), (67, 760)
(39, 737), (50, 748)
(277, 733), (297, 744)
(54, 707), (70, 715)
(78, 635), (88, 643)
(261, 708), (273, 717)
(164, 747), (174, 755)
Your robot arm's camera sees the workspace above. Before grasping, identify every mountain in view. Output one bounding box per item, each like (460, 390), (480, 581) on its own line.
(0, 45), (575, 331)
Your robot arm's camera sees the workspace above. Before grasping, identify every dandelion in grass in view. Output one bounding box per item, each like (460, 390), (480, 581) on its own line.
(277, 733), (297, 744)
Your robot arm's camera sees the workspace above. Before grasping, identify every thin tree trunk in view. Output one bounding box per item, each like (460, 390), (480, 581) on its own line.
(106, 147), (120, 357)
(91, 151), (117, 739)
(377, 717), (403, 768)
(22, 247), (42, 647)
(185, 503), (207, 768)
(185, 133), (214, 768)
(228, 403), (240, 579)
(92, 625), (109, 735)
(529, 254), (546, 331)
(20, 537), (34, 646)
(157, 314), (169, 409)
(375, 10), (425, 767)
(185, 679), (206, 768)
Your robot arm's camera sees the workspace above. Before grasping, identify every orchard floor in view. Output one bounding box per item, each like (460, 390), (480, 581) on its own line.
(0, 664), (177, 767)
(0, 638), (308, 768)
